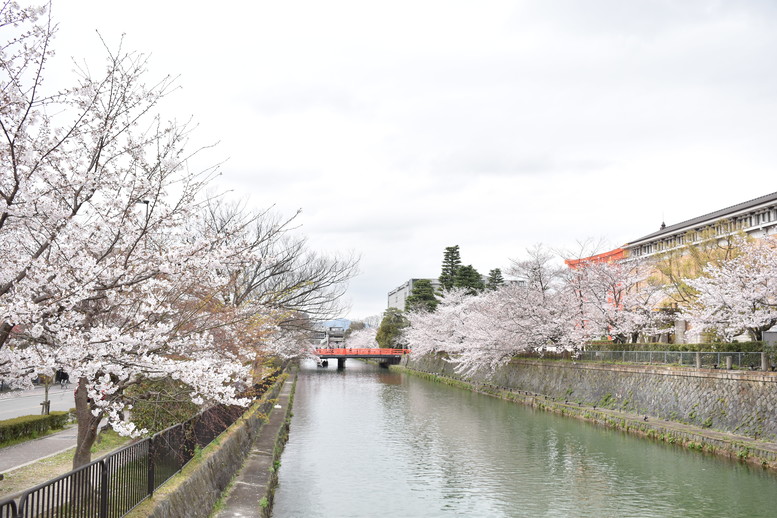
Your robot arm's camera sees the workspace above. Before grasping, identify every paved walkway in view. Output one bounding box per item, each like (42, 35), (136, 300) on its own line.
(215, 377), (294, 517)
(0, 425), (79, 473)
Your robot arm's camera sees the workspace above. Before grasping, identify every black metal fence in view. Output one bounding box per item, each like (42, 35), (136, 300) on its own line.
(0, 500), (17, 518)
(0, 404), (245, 518)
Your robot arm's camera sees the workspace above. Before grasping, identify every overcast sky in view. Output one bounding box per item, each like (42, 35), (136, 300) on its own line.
(39, 1), (777, 319)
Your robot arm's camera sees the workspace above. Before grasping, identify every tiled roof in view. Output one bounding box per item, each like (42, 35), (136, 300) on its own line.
(626, 191), (777, 247)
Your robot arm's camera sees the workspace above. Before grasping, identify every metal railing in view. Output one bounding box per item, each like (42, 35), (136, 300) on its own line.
(1, 404), (245, 518)
(0, 501), (17, 518)
(578, 350), (773, 370)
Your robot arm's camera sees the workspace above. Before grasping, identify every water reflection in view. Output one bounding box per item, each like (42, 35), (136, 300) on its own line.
(272, 360), (777, 517)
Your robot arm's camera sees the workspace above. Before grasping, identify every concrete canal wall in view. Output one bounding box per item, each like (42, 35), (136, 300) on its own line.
(403, 354), (777, 440)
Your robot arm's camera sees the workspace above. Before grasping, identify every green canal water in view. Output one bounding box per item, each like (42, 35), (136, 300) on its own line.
(271, 360), (777, 517)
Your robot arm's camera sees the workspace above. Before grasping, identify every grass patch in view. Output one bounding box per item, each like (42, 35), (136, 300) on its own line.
(0, 429), (131, 498)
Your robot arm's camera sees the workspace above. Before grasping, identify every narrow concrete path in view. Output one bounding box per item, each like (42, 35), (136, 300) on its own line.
(0, 425), (79, 473)
(215, 377), (294, 518)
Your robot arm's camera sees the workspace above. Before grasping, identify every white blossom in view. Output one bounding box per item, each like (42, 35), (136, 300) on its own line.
(685, 236), (777, 341)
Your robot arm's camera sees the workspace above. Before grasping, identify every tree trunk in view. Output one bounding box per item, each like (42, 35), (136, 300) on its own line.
(72, 377), (101, 469)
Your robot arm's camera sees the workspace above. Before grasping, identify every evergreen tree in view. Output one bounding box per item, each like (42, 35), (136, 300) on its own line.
(405, 279), (439, 312)
(344, 321), (365, 338)
(454, 265), (485, 295)
(486, 268), (505, 291)
(439, 245), (462, 291)
(375, 308), (409, 348)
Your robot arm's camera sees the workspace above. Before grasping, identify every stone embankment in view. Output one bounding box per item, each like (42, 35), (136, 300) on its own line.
(399, 354), (777, 471)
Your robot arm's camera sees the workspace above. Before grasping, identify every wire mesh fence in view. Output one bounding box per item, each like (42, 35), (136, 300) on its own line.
(578, 350), (772, 370)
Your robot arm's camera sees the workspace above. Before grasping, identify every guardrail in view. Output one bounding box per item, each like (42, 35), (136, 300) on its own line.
(0, 404), (244, 518)
(578, 350), (774, 370)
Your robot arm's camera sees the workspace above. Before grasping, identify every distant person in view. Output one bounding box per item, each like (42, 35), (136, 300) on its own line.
(56, 369), (69, 389)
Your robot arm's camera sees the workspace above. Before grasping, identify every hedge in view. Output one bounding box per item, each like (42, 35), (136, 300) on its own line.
(0, 411), (69, 444)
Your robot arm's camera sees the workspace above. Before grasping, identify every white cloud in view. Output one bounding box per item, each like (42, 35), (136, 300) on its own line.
(35, 0), (777, 318)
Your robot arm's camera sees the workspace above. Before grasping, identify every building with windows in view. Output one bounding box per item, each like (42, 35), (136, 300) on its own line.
(565, 191), (777, 343)
(566, 191), (777, 266)
(388, 278), (441, 311)
(625, 191), (777, 259)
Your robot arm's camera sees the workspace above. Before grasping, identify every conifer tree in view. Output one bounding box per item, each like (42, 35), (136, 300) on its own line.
(405, 279), (439, 312)
(454, 265), (485, 295)
(439, 245), (462, 291)
(486, 268), (505, 290)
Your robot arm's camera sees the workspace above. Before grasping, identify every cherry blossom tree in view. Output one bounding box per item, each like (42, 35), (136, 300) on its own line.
(203, 199), (358, 326)
(406, 281), (587, 376)
(685, 237), (777, 341)
(507, 244), (566, 295)
(343, 327), (378, 349)
(570, 258), (668, 343)
(405, 289), (473, 360)
(0, 2), (292, 467)
(197, 200), (358, 379)
(405, 246), (673, 375)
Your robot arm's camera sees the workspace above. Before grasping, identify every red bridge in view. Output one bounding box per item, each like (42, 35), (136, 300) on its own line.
(314, 348), (410, 358)
(314, 348), (410, 368)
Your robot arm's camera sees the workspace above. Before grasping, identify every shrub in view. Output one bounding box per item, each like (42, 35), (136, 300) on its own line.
(0, 411), (69, 444)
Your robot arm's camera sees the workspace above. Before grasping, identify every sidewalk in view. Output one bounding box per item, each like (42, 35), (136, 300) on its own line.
(0, 424), (79, 474)
(215, 377), (294, 517)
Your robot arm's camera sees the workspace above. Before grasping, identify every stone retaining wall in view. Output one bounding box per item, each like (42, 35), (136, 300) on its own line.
(404, 354), (777, 440)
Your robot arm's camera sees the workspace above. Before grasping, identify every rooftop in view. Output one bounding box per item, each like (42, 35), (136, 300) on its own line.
(626, 191), (777, 247)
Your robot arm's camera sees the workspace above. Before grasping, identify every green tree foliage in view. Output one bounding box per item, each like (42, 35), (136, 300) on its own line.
(651, 223), (747, 310)
(375, 308), (409, 348)
(454, 265), (485, 295)
(344, 321), (366, 338)
(486, 268), (505, 291)
(126, 379), (199, 434)
(405, 279), (439, 312)
(439, 245), (462, 291)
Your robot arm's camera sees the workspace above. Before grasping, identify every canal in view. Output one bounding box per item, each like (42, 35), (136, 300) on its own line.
(272, 360), (777, 517)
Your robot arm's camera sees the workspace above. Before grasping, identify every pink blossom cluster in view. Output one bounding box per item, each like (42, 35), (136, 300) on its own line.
(686, 237), (777, 341)
(405, 251), (670, 375)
